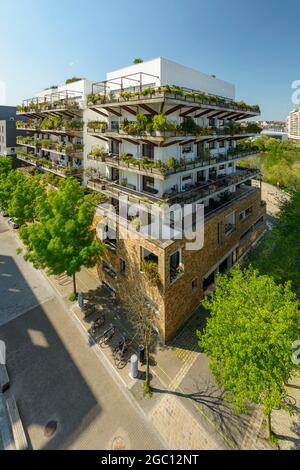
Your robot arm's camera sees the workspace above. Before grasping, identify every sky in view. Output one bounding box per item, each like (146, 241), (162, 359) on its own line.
(0, 0), (299, 120)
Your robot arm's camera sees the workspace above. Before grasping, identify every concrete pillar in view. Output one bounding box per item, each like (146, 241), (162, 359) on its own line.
(78, 292), (84, 309)
(130, 354), (138, 379)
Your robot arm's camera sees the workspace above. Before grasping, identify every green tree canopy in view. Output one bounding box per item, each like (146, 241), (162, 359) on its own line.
(8, 174), (44, 224)
(20, 177), (105, 296)
(0, 168), (25, 211)
(198, 265), (300, 439)
(250, 189), (300, 293)
(0, 156), (13, 177)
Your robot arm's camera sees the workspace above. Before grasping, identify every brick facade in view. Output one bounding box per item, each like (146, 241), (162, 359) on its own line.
(94, 186), (266, 342)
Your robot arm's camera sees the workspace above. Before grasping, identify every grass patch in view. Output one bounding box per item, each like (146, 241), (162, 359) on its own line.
(69, 292), (78, 302)
(143, 382), (153, 399)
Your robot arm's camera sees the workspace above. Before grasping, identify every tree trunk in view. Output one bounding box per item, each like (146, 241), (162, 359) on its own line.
(145, 339), (150, 386)
(72, 273), (77, 296)
(267, 411), (272, 440)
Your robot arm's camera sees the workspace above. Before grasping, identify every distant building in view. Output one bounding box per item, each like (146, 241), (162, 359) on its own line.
(0, 106), (28, 163)
(0, 106), (18, 156)
(287, 109), (300, 142)
(260, 130), (288, 141)
(256, 120), (287, 132)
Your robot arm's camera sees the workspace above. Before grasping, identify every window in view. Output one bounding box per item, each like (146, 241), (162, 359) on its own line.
(142, 143), (154, 159)
(102, 261), (117, 278)
(224, 212), (236, 236)
(203, 271), (215, 291)
(142, 175), (157, 194)
(119, 258), (126, 275)
(170, 249), (184, 283)
(209, 141), (215, 149)
(182, 144), (193, 154)
(219, 141), (225, 148)
(239, 206), (253, 222)
(240, 226), (253, 243)
(254, 216), (264, 229)
(192, 279), (198, 293)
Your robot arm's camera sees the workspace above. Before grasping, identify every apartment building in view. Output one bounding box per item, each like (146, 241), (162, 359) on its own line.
(16, 58), (266, 341)
(287, 109), (300, 141)
(0, 106), (19, 157)
(16, 80), (93, 178)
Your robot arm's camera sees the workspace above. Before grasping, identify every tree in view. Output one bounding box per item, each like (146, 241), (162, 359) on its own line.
(133, 58), (143, 64)
(250, 189), (300, 293)
(0, 155), (13, 177)
(197, 265), (300, 441)
(0, 168), (25, 212)
(125, 289), (157, 395)
(8, 174), (44, 224)
(20, 178), (105, 299)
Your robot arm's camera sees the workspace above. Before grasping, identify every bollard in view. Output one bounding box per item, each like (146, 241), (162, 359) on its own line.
(78, 292), (84, 310)
(130, 354), (138, 379)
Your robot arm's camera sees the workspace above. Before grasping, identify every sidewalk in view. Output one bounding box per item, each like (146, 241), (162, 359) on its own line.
(46, 267), (267, 450)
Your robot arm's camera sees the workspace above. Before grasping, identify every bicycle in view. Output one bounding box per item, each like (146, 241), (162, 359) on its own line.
(90, 314), (106, 335)
(113, 336), (133, 369)
(98, 324), (116, 348)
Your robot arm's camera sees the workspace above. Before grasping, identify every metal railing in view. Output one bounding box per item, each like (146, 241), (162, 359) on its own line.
(92, 90), (259, 115)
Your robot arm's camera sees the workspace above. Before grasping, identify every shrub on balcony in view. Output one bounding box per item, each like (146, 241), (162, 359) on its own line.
(65, 77), (83, 85)
(135, 113), (148, 132)
(171, 86), (183, 96)
(165, 157), (178, 170)
(141, 260), (160, 286)
(89, 146), (107, 158)
(41, 139), (51, 149)
(56, 142), (64, 152)
(196, 91), (207, 101)
(186, 91), (195, 98)
(140, 88), (155, 96)
(87, 121), (106, 131)
(152, 113), (169, 132)
(87, 93), (104, 105)
(180, 116), (199, 134)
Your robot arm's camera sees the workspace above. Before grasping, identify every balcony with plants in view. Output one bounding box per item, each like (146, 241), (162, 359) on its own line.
(16, 150), (83, 177)
(89, 114), (260, 142)
(102, 140), (259, 179)
(87, 146), (108, 161)
(16, 117), (83, 133)
(163, 167), (260, 204)
(17, 136), (83, 156)
(16, 91), (82, 116)
(88, 83), (260, 116)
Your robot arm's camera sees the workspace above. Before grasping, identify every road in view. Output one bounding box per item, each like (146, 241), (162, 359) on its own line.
(0, 216), (163, 450)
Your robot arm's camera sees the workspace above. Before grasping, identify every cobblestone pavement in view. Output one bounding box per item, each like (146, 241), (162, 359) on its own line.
(149, 394), (224, 450)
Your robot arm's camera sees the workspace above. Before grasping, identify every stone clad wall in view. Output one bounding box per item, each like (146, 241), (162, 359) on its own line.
(163, 189), (266, 341)
(94, 189), (266, 342)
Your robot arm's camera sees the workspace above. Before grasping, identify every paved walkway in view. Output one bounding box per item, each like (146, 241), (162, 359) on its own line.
(0, 217), (163, 450)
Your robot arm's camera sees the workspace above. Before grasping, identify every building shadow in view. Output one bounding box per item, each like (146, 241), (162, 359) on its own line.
(0, 254), (101, 450)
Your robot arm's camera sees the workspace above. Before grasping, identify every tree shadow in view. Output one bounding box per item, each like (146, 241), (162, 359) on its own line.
(151, 378), (253, 448)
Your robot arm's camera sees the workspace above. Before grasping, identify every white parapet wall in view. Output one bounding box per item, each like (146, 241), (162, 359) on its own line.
(106, 57), (235, 100)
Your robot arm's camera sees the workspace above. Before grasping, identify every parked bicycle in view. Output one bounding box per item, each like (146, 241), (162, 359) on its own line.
(113, 336), (133, 369)
(98, 324), (116, 348)
(90, 314), (105, 335)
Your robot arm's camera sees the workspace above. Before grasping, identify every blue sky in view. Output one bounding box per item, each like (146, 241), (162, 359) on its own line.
(0, 0), (298, 119)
